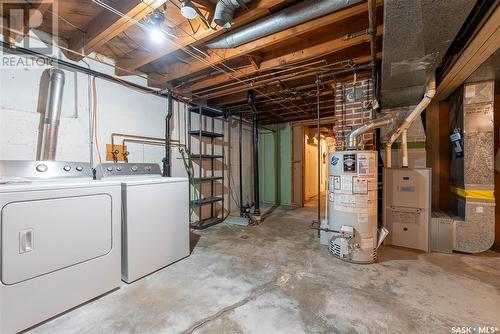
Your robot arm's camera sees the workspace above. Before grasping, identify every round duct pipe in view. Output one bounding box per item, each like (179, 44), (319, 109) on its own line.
(207, 0), (362, 49)
(213, 0), (251, 29)
(39, 68), (65, 161)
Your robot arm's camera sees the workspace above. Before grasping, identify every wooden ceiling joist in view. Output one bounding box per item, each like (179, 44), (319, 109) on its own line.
(67, 0), (167, 61)
(148, 2), (383, 87)
(204, 56), (378, 107)
(115, 0), (290, 75)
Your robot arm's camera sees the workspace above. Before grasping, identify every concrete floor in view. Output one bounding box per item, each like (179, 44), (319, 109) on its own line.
(29, 205), (500, 334)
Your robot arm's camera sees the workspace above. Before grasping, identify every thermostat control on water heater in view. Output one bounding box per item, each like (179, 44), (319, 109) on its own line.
(321, 151), (387, 264)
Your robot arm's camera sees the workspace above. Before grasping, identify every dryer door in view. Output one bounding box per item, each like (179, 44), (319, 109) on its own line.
(1, 194), (112, 285)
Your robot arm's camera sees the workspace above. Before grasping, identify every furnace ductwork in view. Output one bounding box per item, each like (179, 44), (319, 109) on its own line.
(213, 0), (252, 29)
(39, 68), (65, 161)
(207, 0), (363, 49)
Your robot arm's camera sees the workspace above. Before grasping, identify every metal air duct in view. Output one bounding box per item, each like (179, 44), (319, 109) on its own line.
(213, 0), (252, 29)
(379, 0), (476, 107)
(39, 68), (65, 161)
(207, 0), (363, 49)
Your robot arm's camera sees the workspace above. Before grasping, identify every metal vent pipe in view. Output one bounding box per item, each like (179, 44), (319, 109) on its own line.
(213, 0), (252, 29)
(345, 113), (393, 150)
(39, 68), (65, 161)
(207, 0), (362, 49)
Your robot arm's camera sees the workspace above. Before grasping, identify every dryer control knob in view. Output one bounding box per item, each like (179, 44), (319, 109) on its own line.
(116, 167), (122, 171)
(36, 164), (48, 172)
(131, 166), (138, 172)
(63, 165), (71, 171)
(76, 166), (83, 171)
(106, 166), (113, 172)
(145, 166), (152, 171)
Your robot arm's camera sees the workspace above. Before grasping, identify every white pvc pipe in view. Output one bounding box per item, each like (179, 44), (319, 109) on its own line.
(384, 76), (436, 168)
(401, 129), (408, 168)
(385, 143), (392, 168)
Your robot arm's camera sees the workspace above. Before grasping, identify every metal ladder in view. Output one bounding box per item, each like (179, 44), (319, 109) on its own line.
(187, 105), (225, 229)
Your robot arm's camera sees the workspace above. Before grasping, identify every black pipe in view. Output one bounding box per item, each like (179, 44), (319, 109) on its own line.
(163, 91), (173, 177)
(368, 0), (377, 105)
(316, 77), (321, 237)
(239, 114), (244, 216)
(0, 41), (176, 100)
(248, 90), (261, 216)
(318, 64), (374, 81)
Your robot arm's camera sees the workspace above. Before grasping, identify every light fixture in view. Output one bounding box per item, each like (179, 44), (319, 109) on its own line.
(149, 29), (165, 44)
(148, 9), (165, 43)
(180, 0), (198, 20)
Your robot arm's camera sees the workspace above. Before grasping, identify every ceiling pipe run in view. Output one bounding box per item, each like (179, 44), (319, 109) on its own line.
(39, 68), (65, 161)
(384, 76), (436, 168)
(207, 0), (363, 49)
(346, 113), (393, 150)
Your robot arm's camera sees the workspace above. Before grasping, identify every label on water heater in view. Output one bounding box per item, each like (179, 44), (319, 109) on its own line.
(333, 176), (341, 190)
(343, 154), (356, 172)
(352, 177), (368, 194)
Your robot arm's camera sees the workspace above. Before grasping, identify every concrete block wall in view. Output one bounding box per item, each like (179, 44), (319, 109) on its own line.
(334, 78), (374, 150)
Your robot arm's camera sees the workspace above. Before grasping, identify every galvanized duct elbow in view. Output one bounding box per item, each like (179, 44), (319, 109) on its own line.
(207, 0), (363, 49)
(346, 114), (393, 150)
(39, 68), (65, 161)
(213, 0), (252, 29)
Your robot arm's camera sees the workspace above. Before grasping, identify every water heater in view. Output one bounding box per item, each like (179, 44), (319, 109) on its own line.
(323, 151), (380, 263)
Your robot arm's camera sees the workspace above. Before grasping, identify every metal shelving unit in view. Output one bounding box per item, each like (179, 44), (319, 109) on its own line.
(188, 105), (225, 229)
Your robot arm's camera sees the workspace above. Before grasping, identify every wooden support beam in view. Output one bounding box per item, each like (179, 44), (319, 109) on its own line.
(260, 111), (336, 124)
(2, 1), (50, 42)
(246, 52), (263, 70)
(148, 3), (383, 86)
(67, 0), (167, 61)
(435, 4), (500, 100)
(205, 57), (377, 107)
(115, 0), (289, 75)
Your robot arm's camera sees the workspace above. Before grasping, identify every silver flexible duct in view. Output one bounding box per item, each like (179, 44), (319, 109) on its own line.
(40, 68), (65, 161)
(346, 113), (393, 150)
(207, 0), (362, 49)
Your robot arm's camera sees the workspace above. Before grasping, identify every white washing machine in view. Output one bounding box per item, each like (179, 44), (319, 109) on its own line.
(0, 160), (122, 334)
(96, 163), (189, 283)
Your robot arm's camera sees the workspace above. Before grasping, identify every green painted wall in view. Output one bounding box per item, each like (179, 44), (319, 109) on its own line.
(259, 129), (277, 204)
(278, 123), (292, 206)
(259, 123), (292, 205)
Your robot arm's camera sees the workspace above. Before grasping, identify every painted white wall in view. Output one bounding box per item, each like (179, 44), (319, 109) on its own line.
(0, 33), (253, 218)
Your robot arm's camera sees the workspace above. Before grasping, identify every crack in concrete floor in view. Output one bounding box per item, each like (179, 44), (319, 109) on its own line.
(183, 273), (294, 334)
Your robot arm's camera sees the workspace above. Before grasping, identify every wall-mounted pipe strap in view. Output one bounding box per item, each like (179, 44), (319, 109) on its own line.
(450, 186), (495, 201)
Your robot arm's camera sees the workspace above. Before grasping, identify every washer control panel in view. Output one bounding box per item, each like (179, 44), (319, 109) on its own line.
(0, 160), (93, 179)
(96, 163), (161, 178)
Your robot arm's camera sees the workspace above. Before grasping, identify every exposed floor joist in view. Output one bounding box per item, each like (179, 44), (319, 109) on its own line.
(148, 1), (383, 87)
(67, 0), (167, 61)
(115, 0), (290, 75)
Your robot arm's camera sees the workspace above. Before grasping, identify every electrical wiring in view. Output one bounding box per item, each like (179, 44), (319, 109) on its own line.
(90, 0), (310, 119)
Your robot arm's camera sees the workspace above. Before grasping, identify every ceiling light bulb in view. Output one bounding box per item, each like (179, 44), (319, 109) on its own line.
(150, 29), (165, 44)
(181, 0), (198, 19)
